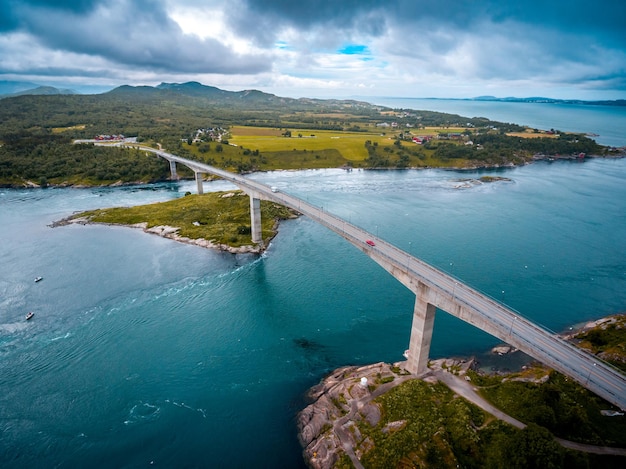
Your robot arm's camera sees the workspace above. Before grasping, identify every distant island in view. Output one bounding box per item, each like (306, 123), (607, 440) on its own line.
(469, 96), (626, 107)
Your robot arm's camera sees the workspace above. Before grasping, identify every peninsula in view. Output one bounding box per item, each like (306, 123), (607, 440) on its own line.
(2, 82), (625, 189)
(297, 314), (626, 468)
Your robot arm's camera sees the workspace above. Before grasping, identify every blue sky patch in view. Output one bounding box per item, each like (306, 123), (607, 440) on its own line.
(338, 44), (370, 55)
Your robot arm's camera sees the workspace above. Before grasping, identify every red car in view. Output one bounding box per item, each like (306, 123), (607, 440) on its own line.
(366, 240), (375, 246)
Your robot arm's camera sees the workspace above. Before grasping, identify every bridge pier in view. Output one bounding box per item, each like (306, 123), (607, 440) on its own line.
(250, 196), (262, 244)
(169, 160), (178, 180)
(195, 172), (204, 194)
(406, 295), (436, 374)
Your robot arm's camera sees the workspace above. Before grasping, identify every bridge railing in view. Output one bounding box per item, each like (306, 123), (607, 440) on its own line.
(294, 196), (626, 402)
(135, 145), (626, 409)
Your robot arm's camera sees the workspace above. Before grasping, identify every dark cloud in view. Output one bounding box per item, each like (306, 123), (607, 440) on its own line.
(3, 0), (272, 75)
(231, 0), (626, 51)
(0, 0), (624, 96)
(0, 0), (102, 30)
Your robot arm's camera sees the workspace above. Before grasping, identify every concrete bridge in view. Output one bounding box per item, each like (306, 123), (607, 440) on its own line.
(129, 145), (626, 411)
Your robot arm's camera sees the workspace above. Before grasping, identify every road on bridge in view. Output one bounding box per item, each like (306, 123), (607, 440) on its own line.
(125, 145), (626, 411)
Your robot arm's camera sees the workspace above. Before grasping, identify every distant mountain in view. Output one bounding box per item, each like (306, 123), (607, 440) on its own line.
(12, 86), (76, 96)
(105, 81), (372, 111)
(0, 80), (41, 95)
(471, 96), (626, 106)
(0, 80), (77, 98)
(156, 81), (227, 97)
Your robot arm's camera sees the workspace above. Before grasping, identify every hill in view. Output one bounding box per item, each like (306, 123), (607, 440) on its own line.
(10, 85), (76, 97)
(103, 81), (373, 112)
(0, 80), (41, 96)
(0, 80), (76, 98)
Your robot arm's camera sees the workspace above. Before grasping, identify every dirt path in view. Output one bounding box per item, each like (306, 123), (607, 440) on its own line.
(433, 369), (626, 457)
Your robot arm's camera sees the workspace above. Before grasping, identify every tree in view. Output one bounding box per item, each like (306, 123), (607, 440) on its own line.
(507, 424), (564, 469)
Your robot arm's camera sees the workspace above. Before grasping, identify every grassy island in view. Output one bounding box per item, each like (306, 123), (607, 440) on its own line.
(63, 190), (296, 251)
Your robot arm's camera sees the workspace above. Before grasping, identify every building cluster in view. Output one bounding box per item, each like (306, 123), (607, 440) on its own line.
(94, 134), (125, 141)
(411, 135), (433, 145)
(191, 127), (227, 143)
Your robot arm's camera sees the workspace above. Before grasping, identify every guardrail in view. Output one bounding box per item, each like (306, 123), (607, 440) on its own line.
(125, 145), (626, 410)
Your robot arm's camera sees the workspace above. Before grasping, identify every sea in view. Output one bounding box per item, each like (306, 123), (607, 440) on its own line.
(1, 101), (626, 467)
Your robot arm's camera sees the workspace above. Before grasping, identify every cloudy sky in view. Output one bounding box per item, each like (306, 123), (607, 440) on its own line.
(1, 0), (625, 99)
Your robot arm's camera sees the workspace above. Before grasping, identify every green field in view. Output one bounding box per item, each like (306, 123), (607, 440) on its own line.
(229, 126), (395, 161)
(183, 125), (476, 172)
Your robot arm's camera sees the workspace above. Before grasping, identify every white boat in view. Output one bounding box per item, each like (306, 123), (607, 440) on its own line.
(34, 276), (43, 283)
(26, 312), (34, 320)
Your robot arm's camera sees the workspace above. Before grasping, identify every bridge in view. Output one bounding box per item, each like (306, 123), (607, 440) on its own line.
(124, 144), (626, 410)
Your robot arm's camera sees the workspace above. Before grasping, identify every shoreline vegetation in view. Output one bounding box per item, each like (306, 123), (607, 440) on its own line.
(0, 137), (626, 189)
(298, 314), (626, 468)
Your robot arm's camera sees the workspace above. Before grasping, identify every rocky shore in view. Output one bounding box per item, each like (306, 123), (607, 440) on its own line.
(296, 361), (414, 469)
(50, 216), (265, 254)
(296, 313), (626, 468)
(296, 359), (473, 469)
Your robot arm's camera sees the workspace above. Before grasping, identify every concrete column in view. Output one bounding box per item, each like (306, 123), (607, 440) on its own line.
(250, 196), (262, 244)
(195, 172), (204, 194)
(169, 160), (178, 180)
(406, 295), (436, 374)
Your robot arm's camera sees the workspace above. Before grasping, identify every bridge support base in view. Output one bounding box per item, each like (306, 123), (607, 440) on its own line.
(169, 160), (178, 180)
(406, 296), (436, 374)
(250, 197), (262, 244)
(195, 172), (204, 194)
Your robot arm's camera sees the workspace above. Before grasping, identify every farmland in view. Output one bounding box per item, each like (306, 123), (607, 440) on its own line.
(183, 124), (486, 173)
(230, 125), (395, 162)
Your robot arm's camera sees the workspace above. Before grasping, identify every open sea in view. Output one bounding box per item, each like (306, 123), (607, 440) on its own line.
(1, 101), (626, 467)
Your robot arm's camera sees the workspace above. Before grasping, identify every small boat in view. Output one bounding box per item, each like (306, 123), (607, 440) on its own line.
(25, 312), (34, 320)
(34, 276), (43, 283)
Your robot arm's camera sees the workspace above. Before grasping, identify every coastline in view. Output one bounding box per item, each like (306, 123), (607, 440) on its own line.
(297, 313), (626, 468)
(5, 151), (625, 189)
(50, 216), (269, 254)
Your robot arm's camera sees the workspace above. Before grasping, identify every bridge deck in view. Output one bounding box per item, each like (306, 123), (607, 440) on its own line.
(130, 146), (626, 411)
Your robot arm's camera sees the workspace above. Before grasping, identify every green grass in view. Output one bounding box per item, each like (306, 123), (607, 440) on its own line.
(576, 317), (626, 371)
(357, 380), (487, 468)
(175, 125), (502, 173)
(230, 126), (391, 162)
(75, 191), (294, 247)
(479, 370), (626, 447)
(351, 377), (623, 468)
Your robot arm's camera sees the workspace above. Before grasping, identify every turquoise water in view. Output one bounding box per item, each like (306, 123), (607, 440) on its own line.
(364, 97), (626, 148)
(2, 159), (626, 467)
